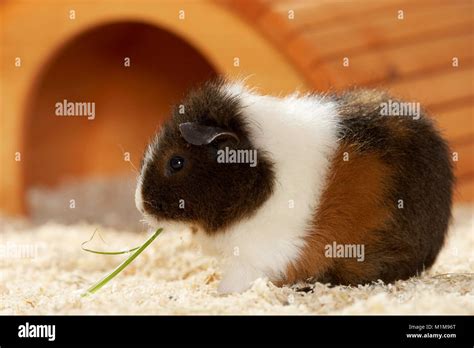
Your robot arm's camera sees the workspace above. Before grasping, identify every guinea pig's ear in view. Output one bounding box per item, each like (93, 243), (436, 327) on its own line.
(178, 122), (239, 146)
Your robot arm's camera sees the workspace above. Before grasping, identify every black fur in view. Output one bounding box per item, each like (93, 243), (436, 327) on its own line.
(326, 89), (454, 283)
(140, 79), (275, 234)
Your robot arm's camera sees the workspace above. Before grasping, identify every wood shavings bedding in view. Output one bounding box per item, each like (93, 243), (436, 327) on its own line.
(0, 206), (472, 314)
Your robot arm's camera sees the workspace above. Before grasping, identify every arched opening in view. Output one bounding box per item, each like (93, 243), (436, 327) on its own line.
(22, 21), (217, 227)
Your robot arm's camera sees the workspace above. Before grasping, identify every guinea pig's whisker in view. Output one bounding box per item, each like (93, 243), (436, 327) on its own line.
(127, 160), (140, 175)
(141, 199), (158, 210)
(116, 143), (140, 175)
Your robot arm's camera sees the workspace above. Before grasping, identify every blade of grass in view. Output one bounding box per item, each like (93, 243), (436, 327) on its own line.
(81, 229), (140, 255)
(82, 245), (140, 255)
(81, 228), (163, 297)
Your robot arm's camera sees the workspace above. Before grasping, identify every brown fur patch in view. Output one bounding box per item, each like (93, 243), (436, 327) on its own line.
(336, 88), (412, 140)
(282, 143), (394, 285)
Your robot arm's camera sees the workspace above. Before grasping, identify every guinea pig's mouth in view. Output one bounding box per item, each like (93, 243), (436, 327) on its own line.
(141, 215), (193, 234)
(139, 212), (160, 229)
(137, 209), (192, 234)
(135, 177), (191, 233)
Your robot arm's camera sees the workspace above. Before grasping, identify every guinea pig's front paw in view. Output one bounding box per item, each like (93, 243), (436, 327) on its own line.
(217, 267), (262, 294)
(217, 277), (251, 294)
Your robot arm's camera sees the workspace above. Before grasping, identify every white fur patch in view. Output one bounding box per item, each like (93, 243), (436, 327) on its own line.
(197, 83), (341, 293)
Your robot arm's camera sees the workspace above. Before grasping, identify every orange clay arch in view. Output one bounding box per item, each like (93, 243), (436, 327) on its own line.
(0, 1), (308, 215)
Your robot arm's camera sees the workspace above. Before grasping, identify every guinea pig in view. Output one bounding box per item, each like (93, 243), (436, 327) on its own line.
(135, 78), (454, 294)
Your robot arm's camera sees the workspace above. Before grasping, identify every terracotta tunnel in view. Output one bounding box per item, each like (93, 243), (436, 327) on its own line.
(23, 21), (217, 192)
(0, 1), (305, 215)
(2, 0), (471, 216)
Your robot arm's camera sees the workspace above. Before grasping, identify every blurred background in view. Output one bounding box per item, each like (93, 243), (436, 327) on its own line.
(1, 0), (473, 230)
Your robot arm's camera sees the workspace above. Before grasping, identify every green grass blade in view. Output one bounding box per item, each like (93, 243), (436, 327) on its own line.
(81, 228), (163, 297)
(81, 245), (140, 255)
(81, 229), (140, 255)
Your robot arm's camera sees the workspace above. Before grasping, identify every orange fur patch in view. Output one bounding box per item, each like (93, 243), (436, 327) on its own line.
(283, 143), (394, 285)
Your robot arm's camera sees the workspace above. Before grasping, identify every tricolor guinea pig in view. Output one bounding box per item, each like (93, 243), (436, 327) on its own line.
(135, 78), (454, 294)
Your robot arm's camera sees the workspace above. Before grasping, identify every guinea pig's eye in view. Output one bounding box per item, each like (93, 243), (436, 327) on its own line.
(169, 156), (185, 172)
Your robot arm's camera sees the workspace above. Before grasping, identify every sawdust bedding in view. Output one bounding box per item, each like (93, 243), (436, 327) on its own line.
(0, 206), (472, 315)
